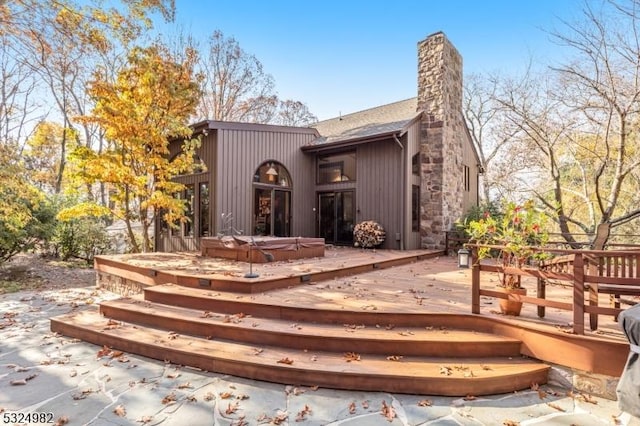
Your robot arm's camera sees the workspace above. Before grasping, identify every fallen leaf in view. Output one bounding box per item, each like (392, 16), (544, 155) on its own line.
(271, 411), (288, 425)
(439, 366), (452, 376)
(219, 391), (234, 399)
(186, 395), (197, 402)
(418, 399), (432, 407)
(10, 379), (27, 386)
(575, 392), (598, 405)
(178, 382), (193, 389)
(309, 385), (319, 391)
(381, 400), (396, 421)
(349, 401), (356, 414)
(236, 393), (250, 400)
(231, 416), (247, 426)
(162, 392), (177, 405)
(110, 351), (124, 358)
(464, 395), (477, 401)
(546, 402), (566, 412)
(55, 416), (70, 426)
(502, 420), (520, 426)
(137, 415), (153, 424)
(166, 372), (181, 379)
(277, 357), (294, 365)
(113, 405), (126, 417)
(96, 345), (111, 358)
(225, 401), (239, 415)
(295, 404), (312, 422)
(253, 348), (264, 355)
(343, 352), (361, 362)
(204, 392), (215, 401)
(386, 355), (403, 361)
(362, 400), (369, 409)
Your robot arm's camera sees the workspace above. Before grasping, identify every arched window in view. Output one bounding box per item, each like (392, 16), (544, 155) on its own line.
(253, 161), (291, 187)
(253, 161), (292, 236)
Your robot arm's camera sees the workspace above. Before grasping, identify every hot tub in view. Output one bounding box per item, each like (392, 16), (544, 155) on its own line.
(200, 236), (325, 263)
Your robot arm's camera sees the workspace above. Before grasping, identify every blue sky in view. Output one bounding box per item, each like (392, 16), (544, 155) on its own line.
(163, 0), (582, 120)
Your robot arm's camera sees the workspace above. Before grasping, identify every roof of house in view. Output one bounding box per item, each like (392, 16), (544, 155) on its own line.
(308, 98), (421, 148)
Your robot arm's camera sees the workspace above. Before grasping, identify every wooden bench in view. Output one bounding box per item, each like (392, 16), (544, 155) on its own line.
(538, 251), (640, 330)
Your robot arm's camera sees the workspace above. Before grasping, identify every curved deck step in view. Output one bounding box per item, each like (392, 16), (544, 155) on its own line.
(99, 298), (523, 357)
(143, 284), (481, 328)
(50, 310), (549, 397)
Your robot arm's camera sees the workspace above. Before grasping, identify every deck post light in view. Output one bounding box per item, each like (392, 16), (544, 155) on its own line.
(244, 238), (260, 278)
(458, 247), (471, 268)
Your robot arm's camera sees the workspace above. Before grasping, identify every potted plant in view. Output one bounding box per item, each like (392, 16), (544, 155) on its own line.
(465, 200), (550, 315)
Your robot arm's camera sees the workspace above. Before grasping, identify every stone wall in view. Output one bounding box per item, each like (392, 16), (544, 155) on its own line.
(417, 32), (465, 249)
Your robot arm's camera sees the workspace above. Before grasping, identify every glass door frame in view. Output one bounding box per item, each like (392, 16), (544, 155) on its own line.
(253, 184), (292, 237)
(317, 190), (355, 245)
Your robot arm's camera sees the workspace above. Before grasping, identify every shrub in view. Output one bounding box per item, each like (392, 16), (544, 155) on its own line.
(54, 217), (112, 264)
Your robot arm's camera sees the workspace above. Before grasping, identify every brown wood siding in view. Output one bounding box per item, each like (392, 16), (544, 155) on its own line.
(354, 139), (403, 250)
(216, 129), (317, 238)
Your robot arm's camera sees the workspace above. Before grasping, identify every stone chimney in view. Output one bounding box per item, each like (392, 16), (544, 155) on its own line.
(417, 32), (465, 249)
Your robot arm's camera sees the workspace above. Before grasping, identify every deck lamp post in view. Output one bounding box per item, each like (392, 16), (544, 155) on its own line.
(244, 238), (260, 278)
(457, 247), (471, 268)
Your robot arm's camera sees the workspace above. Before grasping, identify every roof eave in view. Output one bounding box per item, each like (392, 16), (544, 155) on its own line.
(301, 130), (401, 153)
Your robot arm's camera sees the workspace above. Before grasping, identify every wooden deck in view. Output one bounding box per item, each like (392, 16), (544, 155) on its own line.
(51, 247), (631, 396)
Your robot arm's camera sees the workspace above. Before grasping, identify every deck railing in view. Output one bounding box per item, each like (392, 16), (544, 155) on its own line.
(469, 245), (640, 335)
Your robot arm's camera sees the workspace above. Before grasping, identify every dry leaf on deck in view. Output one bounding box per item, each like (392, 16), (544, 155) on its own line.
(348, 401), (356, 414)
(502, 420), (520, 426)
(439, 366), (452, 376)
(464, 395), (477, 401)
(219, 391), (234, 399)
(343, 352), (361, 362)
(418, 399), (432, 407)
(386, 355), (403, 361)
(138, 415), (153, 424)
(277, 357), (294, 365)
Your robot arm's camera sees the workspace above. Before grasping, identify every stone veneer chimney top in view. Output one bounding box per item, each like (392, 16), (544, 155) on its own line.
(416, 32), (465, 249)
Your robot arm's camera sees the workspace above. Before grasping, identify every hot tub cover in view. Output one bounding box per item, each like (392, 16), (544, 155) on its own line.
(616, 303), (640, 417)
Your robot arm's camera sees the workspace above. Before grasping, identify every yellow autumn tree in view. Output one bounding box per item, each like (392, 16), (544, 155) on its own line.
(65, 43), (202, 252)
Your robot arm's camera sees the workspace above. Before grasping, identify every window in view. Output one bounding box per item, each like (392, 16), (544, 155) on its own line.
(317, 151), (356, 184)
(184, 184), (195, 237)
(253, 161), (291, 187)
(412, 185), (420, 232)
(199, 182), (209, 237)
(463, 165), (470, 192)
(412, 153), (420, 176)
